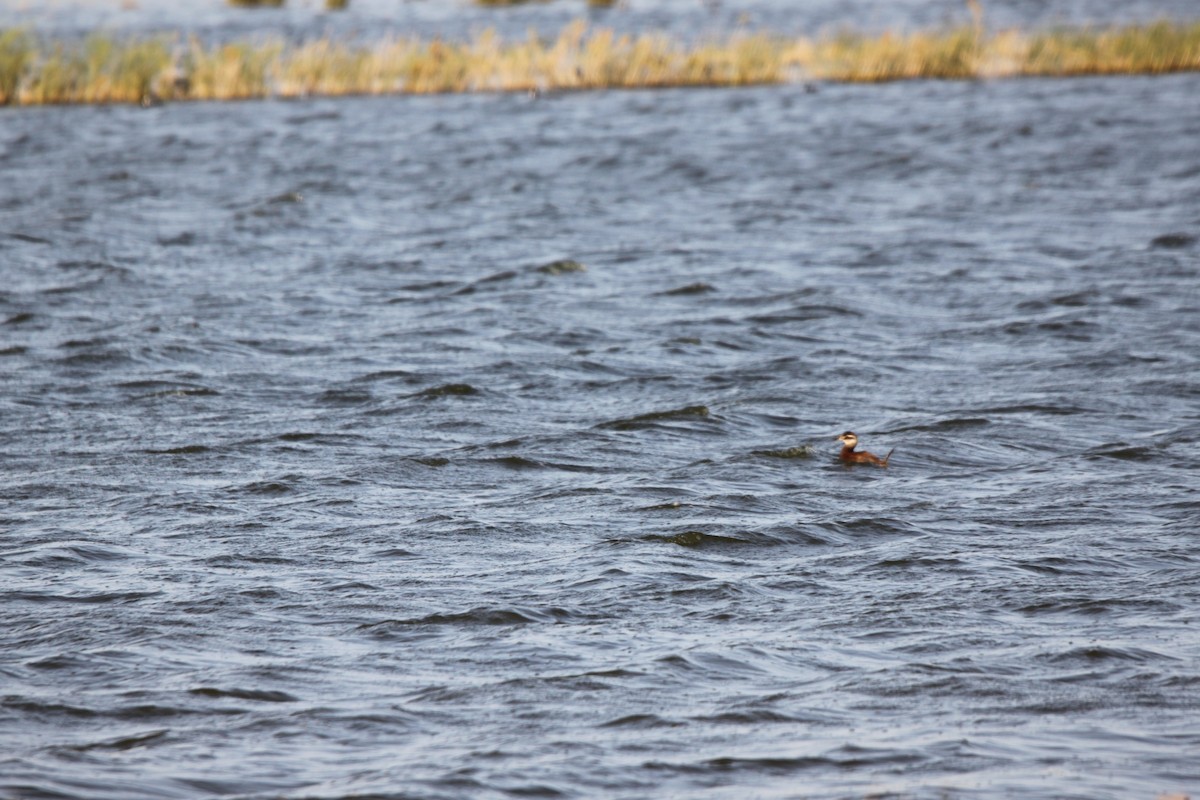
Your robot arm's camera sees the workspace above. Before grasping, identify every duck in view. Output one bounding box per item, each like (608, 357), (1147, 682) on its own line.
(836, 431), (893, 467)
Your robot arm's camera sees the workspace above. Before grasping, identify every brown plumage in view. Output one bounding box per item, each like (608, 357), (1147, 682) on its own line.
(836, 431), (893, 467)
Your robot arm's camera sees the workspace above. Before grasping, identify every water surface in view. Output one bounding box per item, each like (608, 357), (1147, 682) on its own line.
(5, 0), (1200, 41)
(2, 73), (1199, 799)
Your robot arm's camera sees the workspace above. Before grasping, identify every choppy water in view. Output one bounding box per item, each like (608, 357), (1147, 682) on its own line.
(3, 69), (1200, 799)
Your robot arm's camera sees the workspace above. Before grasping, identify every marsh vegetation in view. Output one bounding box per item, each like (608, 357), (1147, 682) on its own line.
(0, 18), (1197, 105)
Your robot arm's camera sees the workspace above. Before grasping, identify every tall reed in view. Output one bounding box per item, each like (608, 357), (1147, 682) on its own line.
(0, 19), (1197, 105)
(19, 34), (172, 104)
(1022, 20), (1200, 75)
(0, 29), (33, 104)
(185, 38), (281, 100)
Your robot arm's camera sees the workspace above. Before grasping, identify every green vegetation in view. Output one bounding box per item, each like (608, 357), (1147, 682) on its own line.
(0, 19), (1197, 105)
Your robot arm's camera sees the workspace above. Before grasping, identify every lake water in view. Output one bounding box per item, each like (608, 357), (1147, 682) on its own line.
(2, 45), (1199, 800)
(5, 0), (1200, 40)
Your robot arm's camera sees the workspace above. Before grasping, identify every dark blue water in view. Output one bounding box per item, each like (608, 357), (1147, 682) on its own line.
(2, 65), (1199, 799)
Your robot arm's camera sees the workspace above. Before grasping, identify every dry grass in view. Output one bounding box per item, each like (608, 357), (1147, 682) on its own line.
(0, 19), (1197, 105)
(808, 28), (984, 81)
(1021, 20), (1200, 75)
(0, 29), (34, 103)
(19, 34), (173, 104)
(185, 38), (281, 100)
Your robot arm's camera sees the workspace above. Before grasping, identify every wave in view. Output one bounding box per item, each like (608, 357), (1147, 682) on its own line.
(596, 405), (711, 431)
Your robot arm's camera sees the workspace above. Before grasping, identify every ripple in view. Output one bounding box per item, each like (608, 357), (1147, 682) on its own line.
(888, 417), (991, 433)
(358, 606), (584, 633)
(415, 382), (480, 398)
(1085, 442), (1159, 460)
(1015, 596), (1178, 616)
(752, 444), (814, 458)
(66, 729), (169, 752)
(189, 687), (299, 703)
(4, 61), (1199, 800)
(596, 404), (711, 431)
(535, 259), (587, 275)
(634, 529), (777, 548)
(476, 455), (600, 473)
(660, 281), (716, 296)
(237, 480), (294, 495)
(1043, 645), (1178, 665)
(1150, 233), (1196, 249)
(599, 713), (683, 729)
(8, 590), (160, 604)
(142, 444), (211, 455)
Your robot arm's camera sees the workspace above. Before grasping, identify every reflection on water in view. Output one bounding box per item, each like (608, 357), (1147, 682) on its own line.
(1, 65), (1198, 799)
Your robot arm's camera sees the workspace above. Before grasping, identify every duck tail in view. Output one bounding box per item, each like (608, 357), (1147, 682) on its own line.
(882, 448), (894, 467)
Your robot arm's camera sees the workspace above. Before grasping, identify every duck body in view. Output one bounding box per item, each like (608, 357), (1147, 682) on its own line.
(836, 431), (893, 468)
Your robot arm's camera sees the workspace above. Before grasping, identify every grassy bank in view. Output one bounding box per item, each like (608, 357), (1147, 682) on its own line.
(0, 19), (1198, 105)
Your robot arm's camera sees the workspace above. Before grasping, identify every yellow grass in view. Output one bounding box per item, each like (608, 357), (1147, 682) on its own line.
(0, 29), (34, 103)
(20, 34), (173, 104)
(0, 19), (1197, 105)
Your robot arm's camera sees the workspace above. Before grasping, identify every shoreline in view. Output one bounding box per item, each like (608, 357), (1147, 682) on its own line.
(1, 19), (1198, 106)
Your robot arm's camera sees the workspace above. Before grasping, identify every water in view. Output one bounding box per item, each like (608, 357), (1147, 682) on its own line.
(3, 69), (1200, 799)
(5, 0), (1200, 40)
